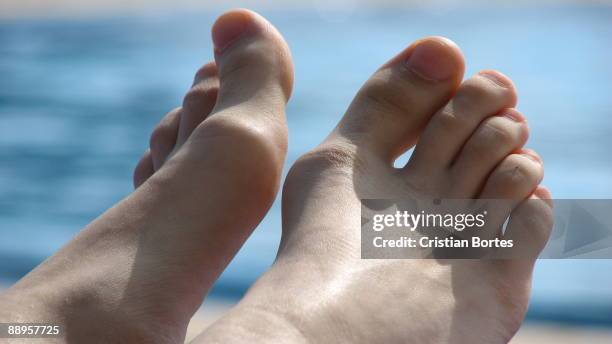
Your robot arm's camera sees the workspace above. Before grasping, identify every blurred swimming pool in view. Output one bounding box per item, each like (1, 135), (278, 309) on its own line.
(1, 4), (611, 325)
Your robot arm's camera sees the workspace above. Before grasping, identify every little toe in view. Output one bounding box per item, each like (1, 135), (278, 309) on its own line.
(449, 109), (529, 197)
(497, 186), (554, 271)
(133, 149), (154, 188)
(149, 107), (181, 170)
(407, 70), (517, 174)
(330, 36), (464, 162)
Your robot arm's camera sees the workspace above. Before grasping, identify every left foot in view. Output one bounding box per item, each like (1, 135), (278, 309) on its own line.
(0, 9), (293, 343)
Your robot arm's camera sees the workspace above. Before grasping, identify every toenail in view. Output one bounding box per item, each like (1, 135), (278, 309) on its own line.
(212, 11), (250, 53)
(405, 38), (459, 82)
(534, 186), (553, 203)
(521, 150), (542, 164)
(478, 70), (513, 89)
(502, 109), (525, 123)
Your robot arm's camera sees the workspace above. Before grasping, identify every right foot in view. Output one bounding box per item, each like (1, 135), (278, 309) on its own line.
(197, 37), (553, 343)
(0, 9), (293, 343)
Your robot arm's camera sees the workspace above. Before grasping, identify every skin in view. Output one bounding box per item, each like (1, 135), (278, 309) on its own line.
(0, 9), (293, 344)
(194, 35), (554, 343)
(0, 9), (554, 344)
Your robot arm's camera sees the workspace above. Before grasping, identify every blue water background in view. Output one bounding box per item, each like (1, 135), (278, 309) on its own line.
(1, 4), (611, 325)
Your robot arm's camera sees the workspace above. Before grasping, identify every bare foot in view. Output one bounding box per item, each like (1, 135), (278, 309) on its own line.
(0, 9), (293, 344)
(196, 37), (553, 343)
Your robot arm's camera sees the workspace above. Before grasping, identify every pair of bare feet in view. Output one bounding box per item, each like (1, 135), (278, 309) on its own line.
(0, 9), (554, 344)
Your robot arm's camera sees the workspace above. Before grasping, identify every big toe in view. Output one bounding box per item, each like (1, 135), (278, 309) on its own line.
(212, 9), (293, 126)
(166, 9), (294, 196)
(330, 37), (465, 162)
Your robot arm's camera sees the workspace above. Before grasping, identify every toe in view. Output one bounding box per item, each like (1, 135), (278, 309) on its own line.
(449, 109), (529, 197)
(331, 36), (464, 161)
(151, 9), (293, 223)
(212, 9), (293, 118)
(480, 149), (543, 200)
(133, 149), (154, 188)
(407, 70), (517, 173)
(479, 150), (544, 233)
(176, 62), (219, 146)
(497, 186), (554, 269)
(149, 107), (181, 170)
